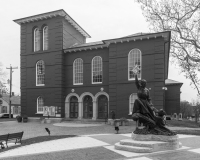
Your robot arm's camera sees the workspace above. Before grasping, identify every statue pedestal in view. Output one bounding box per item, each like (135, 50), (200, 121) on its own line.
(114, 133), (182, 153)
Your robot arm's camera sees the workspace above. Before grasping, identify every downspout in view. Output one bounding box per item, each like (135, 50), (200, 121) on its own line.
(163, 39), (169, 112)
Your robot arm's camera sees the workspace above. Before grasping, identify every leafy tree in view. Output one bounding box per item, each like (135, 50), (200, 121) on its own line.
(136, 0), (200, 96)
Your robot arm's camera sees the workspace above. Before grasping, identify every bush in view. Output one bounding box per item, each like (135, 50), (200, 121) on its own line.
(166, 116), (171, 120)
(16, 115), (22, 122)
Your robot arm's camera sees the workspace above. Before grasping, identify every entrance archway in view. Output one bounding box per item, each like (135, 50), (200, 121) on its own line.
(83, 95), (93, 119)
(98, 95), (108, 119)
(70, 96), (78, 118)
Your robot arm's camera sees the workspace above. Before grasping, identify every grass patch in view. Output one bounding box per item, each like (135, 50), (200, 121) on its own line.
(0, 135), (77, 153)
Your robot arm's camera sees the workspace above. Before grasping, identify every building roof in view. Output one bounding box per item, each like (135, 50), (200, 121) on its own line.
(13, 9), (91, 38)
(2, 94), (21, 105)
(122, 32), (150, 38)
(68, 41), (104, 48)
(165, 79), (183, 86)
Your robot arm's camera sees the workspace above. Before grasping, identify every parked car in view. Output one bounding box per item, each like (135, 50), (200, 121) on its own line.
(0, 113), (13, 118)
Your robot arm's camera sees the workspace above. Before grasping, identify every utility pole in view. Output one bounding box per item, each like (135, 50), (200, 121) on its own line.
(6, 65), (18, 118)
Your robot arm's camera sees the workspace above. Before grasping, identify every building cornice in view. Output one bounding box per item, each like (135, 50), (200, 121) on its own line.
(13, 9), (91, 38)
(64, 44), (108, 53)
(103, 31), (170, 45)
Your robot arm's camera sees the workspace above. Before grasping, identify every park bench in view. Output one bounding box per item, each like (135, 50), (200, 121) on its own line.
(0, 131), (24, 149)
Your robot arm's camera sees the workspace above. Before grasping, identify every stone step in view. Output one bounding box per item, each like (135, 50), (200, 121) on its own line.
(120, 139), (167, 148)
(115, 142), (153, 153)
(119, 139), (181, 152)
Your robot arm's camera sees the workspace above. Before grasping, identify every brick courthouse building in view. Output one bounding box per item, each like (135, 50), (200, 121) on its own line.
(14, 9), (182, 120)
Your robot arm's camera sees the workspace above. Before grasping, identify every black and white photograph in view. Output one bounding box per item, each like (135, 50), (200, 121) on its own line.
(0, 0), (200, 160)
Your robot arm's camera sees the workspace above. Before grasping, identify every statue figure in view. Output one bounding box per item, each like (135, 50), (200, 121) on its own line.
(131, 66), (176, 136)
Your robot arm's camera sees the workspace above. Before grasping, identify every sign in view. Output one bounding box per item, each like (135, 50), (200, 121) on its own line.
(43, 106), (49, 116)
(49, 106), (56, 116)
(132, 65), (140, 74)
(43, 106), (56, 117)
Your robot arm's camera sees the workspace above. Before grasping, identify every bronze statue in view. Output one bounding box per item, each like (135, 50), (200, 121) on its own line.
(131, 66), (176, 136)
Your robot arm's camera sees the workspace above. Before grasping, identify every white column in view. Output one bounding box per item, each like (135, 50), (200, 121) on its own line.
(92, 101), (97, 120)
(65, 102), (69, 118)
(78, 102), (83, 119)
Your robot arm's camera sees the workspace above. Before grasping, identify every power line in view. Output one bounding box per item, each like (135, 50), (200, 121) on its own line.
(6, 65), (18, 118)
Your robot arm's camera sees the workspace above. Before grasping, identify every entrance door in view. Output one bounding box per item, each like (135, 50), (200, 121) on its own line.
(98, 95), (108, 119)
(83, 95), (93, 119)
(70, 96), (78, 118)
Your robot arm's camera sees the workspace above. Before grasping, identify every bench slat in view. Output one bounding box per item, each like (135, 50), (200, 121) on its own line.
(0, 134), (8, 141)
(8, 132), (23, 139)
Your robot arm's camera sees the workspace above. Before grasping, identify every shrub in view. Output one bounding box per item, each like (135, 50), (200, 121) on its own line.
(16, 115), (22, 122)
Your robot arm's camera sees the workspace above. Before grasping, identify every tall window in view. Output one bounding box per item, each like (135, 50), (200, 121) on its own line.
(128, 49), (142, 80)
(37, 97), (44, 113)
(43, 26), (48, 50)
(73, 58), (83, 85)
(92, 56), (102, 84)
(36, 60), (45, 86)
(129, 93), (137, 114)
(34, 28), (40, 52)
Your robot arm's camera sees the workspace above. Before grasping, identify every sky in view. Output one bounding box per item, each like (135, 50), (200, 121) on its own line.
(0, 0), (199, 102)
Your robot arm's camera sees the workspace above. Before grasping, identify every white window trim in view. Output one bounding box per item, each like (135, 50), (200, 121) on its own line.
(73, 58), (83, 85)
(36, 60), (45, 86)
(128, 48), (142, 81)
(43, 26), (48, 51)
(34, 28), (40, 52)
(129, 93), (137, 115)
(37, 97), (44, 114)
(92, 56), (103, 84)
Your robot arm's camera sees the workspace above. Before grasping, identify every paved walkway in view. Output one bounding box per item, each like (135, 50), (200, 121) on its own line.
(1, 122), (200, 160)
(1, 133), (200, 160)
(53, 122), (105, 127)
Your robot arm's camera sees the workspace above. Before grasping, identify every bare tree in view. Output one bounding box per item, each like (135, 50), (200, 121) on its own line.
(191, 99), (200, 122)
(136, 0), (200, 96)
(0, 62), (7, 82)
(180, 100), (192, 118)
(0, 62), (8, 93)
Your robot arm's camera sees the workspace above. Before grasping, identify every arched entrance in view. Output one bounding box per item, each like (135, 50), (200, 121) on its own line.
(70, 96), (78, 118)
(98, 95), (108, 119)
(83, 95), (93, 119)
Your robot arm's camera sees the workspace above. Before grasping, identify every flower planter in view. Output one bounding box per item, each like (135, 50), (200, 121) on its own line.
(16, 116), (22, 123)
(23, 117), (28, 123)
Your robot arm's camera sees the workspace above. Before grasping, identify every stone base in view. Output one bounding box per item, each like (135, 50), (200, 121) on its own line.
(114, 133), (182, 153)
(131, 133), (179, 142)
(115, 139), (182, 153)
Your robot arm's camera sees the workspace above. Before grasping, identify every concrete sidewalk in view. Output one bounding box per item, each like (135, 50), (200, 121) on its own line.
(0, 133), (199, 160)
